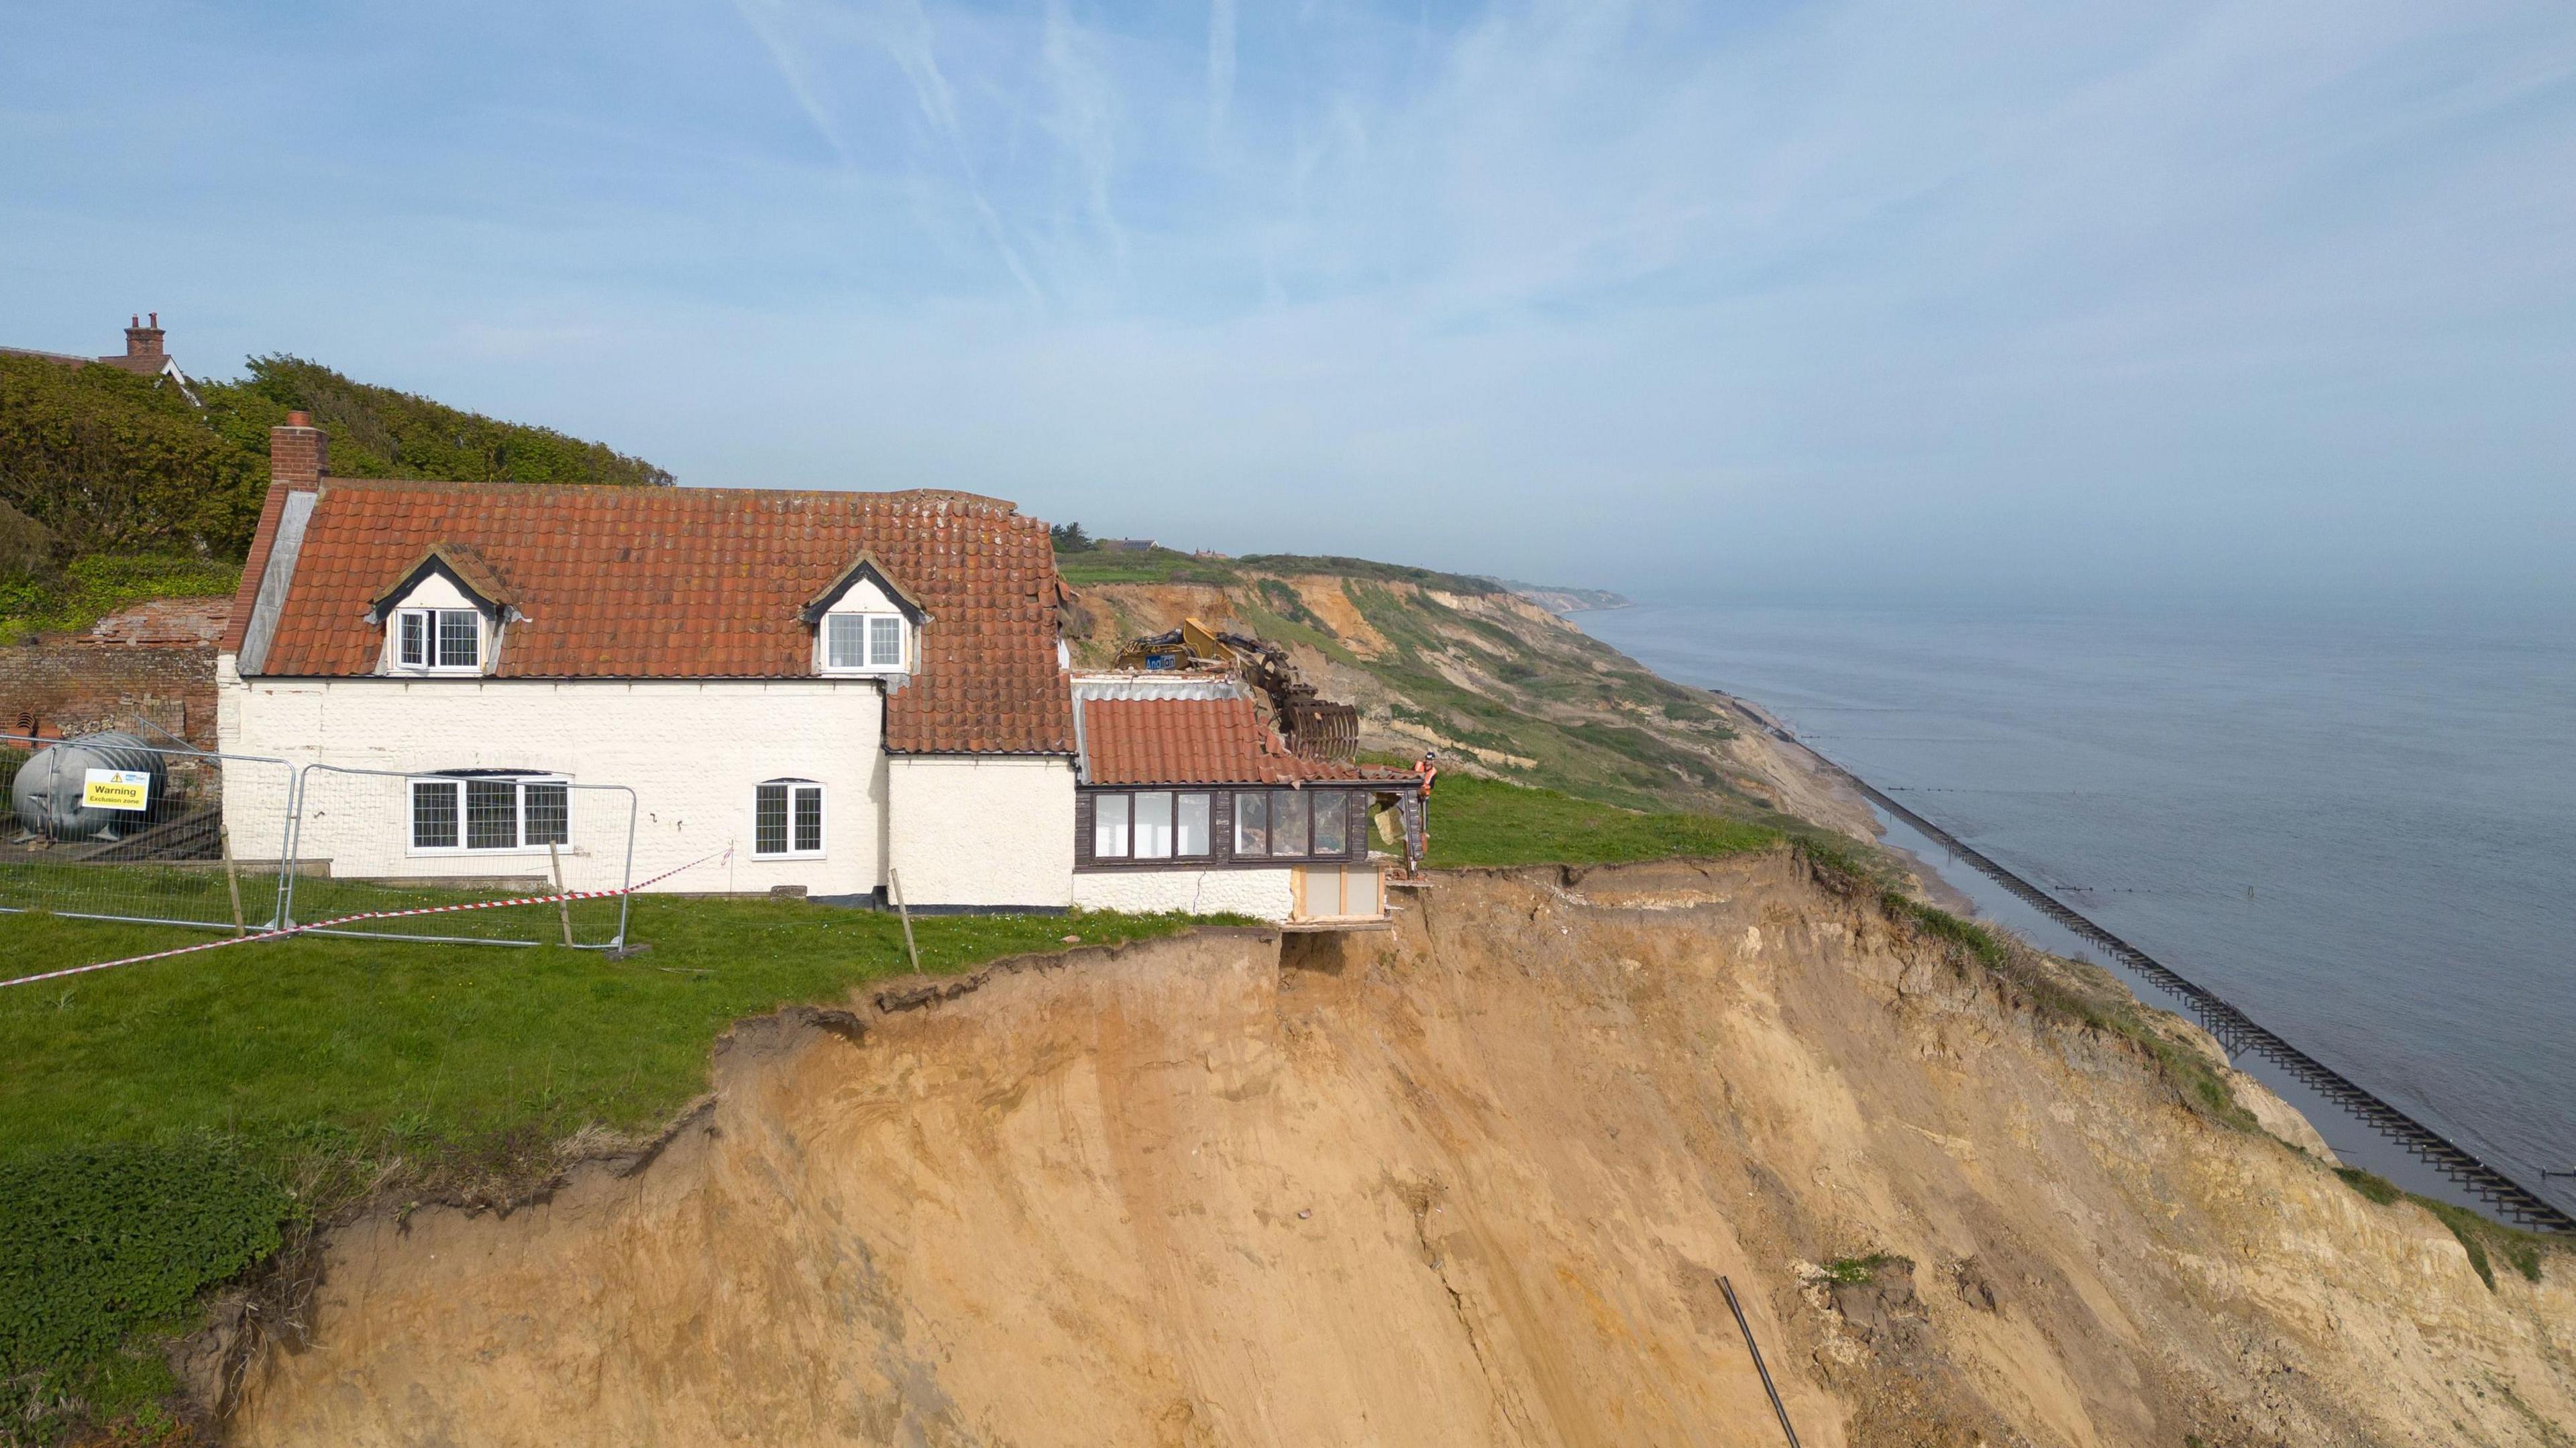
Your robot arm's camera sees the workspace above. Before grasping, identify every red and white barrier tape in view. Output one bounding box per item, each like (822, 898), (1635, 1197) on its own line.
(1, 847), (732, 991)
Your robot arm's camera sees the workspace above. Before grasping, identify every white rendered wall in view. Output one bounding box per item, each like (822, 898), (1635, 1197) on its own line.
(885, 755), (1075, 909)
(215, 659), (889, 896)
(1072, 868), (1295, 921)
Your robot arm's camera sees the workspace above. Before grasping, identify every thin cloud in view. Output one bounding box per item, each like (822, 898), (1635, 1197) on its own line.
(1040, 0), (1128, 272)
(729, 0), (853, 162)
(7, 0), (2570, 599)
(1208, 0), (1238, 148)
(729, 0), (1043, 305)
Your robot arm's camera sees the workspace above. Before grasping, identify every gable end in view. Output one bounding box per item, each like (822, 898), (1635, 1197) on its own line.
(799, 551), (929, 628)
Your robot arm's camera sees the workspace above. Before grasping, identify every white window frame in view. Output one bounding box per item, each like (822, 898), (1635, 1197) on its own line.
(818, 611), (909, 675)
(753, 779), (827, 859)
(392, 606), (486, 675)
(1175, 791), (1212, 858)
(1134, 791), (1175, 860)
(1093, 793), (1132, 858)
(1088, 790), (1215, 863)
(406, 773), (570, 856)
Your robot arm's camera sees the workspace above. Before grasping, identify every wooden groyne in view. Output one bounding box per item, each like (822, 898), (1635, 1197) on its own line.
(1762, 720), (2576, 1236)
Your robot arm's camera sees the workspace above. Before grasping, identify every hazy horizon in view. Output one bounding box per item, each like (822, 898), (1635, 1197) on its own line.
(7, 1), (2571, 605)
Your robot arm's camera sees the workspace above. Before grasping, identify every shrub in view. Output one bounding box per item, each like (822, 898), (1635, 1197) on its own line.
(0, 1141), (290, 1430)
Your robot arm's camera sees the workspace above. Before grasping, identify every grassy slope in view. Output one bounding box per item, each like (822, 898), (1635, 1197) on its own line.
(0, 901), (1208, 1156)
(1065, 553), (1771, 819)
(0, 900), (1212, 1435)
(1423, 774), (1778, 868)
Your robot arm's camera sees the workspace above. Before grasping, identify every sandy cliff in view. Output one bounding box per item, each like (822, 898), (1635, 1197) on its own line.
(225, 858), (2573, 1447)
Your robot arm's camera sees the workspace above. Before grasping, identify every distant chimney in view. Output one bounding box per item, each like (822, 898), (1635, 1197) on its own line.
(125, 312), (165, 361)
(270, 411), (328, 486)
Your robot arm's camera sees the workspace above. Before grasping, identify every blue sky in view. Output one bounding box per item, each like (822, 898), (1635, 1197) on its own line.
(6, 0), (2573, 602)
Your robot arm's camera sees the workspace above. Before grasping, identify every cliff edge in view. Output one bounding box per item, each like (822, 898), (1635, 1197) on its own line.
(222, 857), (2571, 1447)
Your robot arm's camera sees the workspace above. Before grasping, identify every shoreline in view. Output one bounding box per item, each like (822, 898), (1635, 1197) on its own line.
(1727, 696), (2573, 1235)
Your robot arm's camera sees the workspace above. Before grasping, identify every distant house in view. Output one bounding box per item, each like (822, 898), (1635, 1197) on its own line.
(0, 313), (199, 403)
(213, 417), (1417, 924)
(1095, 538), (1158, 553)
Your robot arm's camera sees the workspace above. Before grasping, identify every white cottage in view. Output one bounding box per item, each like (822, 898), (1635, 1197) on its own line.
(213, 416), (1421, 922)
(216, 416), (1077, 911)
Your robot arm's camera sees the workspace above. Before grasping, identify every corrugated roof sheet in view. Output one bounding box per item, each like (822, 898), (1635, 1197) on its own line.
(239, 478), (1074, 756)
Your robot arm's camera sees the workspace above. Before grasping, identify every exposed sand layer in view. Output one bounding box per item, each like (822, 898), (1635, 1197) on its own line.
(225, 859), (2573, 1447)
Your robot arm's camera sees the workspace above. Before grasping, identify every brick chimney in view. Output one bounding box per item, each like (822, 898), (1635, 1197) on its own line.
(270, 410), (328, 486)
(124, 312), (164, 361)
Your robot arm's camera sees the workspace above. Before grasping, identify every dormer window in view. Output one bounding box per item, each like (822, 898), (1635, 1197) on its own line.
(823, 612), (907, 673)
(803, 549), (926, 678)
(395, 608), (485, 672)
(371, 543), (512, 679)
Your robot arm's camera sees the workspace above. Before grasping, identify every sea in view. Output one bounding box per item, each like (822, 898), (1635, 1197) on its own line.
(1579, 598), (2576, 1221)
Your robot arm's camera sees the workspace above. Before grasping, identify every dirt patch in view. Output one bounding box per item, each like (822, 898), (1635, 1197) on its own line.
(1279, 575), (1389, 657)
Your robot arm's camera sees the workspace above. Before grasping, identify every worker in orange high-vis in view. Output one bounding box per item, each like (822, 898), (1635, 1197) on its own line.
(1412, 750), (1439, 858)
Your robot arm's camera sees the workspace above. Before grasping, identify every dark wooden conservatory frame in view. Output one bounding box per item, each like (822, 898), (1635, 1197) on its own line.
(1073, 783), (1421, 873)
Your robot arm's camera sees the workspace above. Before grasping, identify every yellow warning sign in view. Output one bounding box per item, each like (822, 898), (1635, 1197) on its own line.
(82, 769), (152, 812)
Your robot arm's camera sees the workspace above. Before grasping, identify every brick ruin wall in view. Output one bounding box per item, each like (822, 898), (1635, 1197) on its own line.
(0, 643), (216, 747)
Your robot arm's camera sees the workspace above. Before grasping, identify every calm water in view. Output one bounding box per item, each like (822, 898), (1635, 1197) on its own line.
(1581, 600), (2576, 1213)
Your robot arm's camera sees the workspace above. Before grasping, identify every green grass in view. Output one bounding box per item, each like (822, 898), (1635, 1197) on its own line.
(0, 897), (1217, 1437)
(1422, 773), (1780, 868)
(1821, 1251), (1904, 1284)
(2334, 1169), (2553, 1290)
(0, 899), (1210, 1159)
(1053, 547), (1243, 586)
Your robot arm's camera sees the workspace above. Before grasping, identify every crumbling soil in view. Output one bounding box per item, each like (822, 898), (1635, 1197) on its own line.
(224, 857), (2575, 1446)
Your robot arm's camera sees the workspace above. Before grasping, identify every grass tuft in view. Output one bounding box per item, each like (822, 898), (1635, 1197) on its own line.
(1821, 1251), (1904, 1284)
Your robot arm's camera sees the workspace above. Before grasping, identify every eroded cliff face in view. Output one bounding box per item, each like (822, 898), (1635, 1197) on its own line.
(226, 859), (2573, 1447)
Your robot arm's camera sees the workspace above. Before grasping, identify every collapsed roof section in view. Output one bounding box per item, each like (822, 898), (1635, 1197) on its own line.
(1111, 618), (1359, 765)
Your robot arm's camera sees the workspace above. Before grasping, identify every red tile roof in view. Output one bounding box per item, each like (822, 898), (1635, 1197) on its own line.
(1081, 696), (1407, 786)
(240, 480), (1073, 756)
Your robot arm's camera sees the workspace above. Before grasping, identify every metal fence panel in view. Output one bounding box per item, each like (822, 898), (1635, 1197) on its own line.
(284, 763), (637, 947)
(1, 732), (295, 932)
